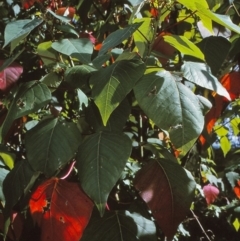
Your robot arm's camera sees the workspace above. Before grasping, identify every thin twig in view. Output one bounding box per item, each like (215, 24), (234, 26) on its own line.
(191, 210), (212, 241)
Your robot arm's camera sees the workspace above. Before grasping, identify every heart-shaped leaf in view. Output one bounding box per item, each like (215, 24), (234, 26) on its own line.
(203, 184), (219, 205)
(134, 159), (196, 240)
(25, 117), (82, 177)
(0, 81), (51, 142)
(90, 58), (145, 125)
(81, 209), (157, 241)
(134, 69), (204, 156)
(181, 61), (231, 100)
(29, 178), (93, 241)
(76, 131), (132, 216)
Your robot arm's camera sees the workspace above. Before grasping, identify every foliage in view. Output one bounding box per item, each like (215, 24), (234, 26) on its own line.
(0, 0), (240, 240)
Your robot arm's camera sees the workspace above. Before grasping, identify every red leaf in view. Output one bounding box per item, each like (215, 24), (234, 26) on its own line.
(55, 7), (76, 18)
(203, 184), (219, 205)
(221, 72), (240, 100)
(0, 60), (23, 92)
(233, 180), (240, 199)
(134, 160), (195, 240)
(29, 178), (93, 241)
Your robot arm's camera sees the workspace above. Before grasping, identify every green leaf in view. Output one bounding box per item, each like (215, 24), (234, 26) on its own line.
(197, 36), (231, 75)
(163, 35), (205, 61)
(85, 98), (131, 132)
(3, 160), (35, 218)
(25, 117), (82, 177)
(230, 117), (240, 136)
(134, 159), (196, 240)
(76, 89), (88, 110)
(133, 18), (154, 57)
(37, 41), (59, 65)
(81, 210), (157, 241)
(46, 9), (71, 23)
(226, 171), (240, 188)
(3, 18), (43, 51)
(76, 131), (132, 216)
(196, 2), (240, 34)
(90, 58), (145, 125)
(52, 38), (93, 64)
(64, 65), (96, 92)
(181, 62), (231, 100)
(233, 218), (240, 232)
(0, 81), (52, 142)
(214, 125), (229, 136)
(40, 72), (62, 92)
(196, 95), (212, 115)
(220, 136), (231, 157)
(134, 69), (204, 157)
(56, 25), (79, 37)
(98, 22), (143, 56)
(92, 54), (111, 69)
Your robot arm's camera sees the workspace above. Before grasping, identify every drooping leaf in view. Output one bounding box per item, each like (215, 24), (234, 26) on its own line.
(76, 131), (132, 216)
(29, 178), (93, 241)
(163, 35), (205, 61)
(220, 136), (231, 157)
(134, 69), (204, 156)
(81, 209), (157, 241)
(203, 184), (220, 205)
(3, 18), (43, 51)
(134, 159), (196, 240)
(197, 36), (231, 75)
(181, 61), (231, 100)
(0, 81), (51, 142)
(85, 98), (131, 132)
(52, 38), (93, 64)
(0, 60), (23, 91)
(37, 41), (59, 65)
(98, 22), (143, 56)
(46, 9), (71, 23)
(25, 117), (82, 177)
(3, 160), (35, 218)
(90, 58), (145, 125)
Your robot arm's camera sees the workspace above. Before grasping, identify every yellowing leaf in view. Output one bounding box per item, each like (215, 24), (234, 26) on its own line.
(0, 152), (15, 169)
(233, 218), (240, 231)
(163, 35), (205, 61)
(220, 136), (231, 157)
(214, 125), (229, 136)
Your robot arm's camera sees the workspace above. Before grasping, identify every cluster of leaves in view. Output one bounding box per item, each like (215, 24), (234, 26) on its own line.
(0, 0), (240, 240)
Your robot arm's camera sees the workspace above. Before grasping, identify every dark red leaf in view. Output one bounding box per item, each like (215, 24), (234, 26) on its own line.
(203, 184), (219, 205)
(221, 72), (240, 100)
(0, 60), (23, 92)
(29, 178), (93, 241)
(134, 160), (195, 240)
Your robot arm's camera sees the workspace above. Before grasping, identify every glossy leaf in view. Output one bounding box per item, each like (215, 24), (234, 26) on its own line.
(29, 178), (93, 241)
(98, 22), (143, 56)
(197, 36), (231, 75)
(134, 159), (196, 240)
(0, 81), (51, 142)
(81, 210), (157, 241)
(3, 160), (35, 218)
(134, 69), (204, 156)
(203, 184), (219, 205)
(90, 58), (145, 125)
(76, 131), (132, 216)
(3, 18), (43, 51)
(226, 172), (240, 188)
(181, 62), (231, 100)
(163, 35), (205, 61)
(25, 117), (82, 177)
(52, 38), (93, 64)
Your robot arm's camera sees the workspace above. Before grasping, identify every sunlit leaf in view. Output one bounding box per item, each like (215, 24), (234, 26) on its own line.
(29, 178), (93, 241)
(134, 159), (196, 240)
(76, 131), (132, 216)
(0, 159), (10, 202)
(37, 41), (59, 65)
(182, 62), (230, 100)
(233, 218), (240, 231)
(220, 136), (231, 157)
(25, 117), (82, 177)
